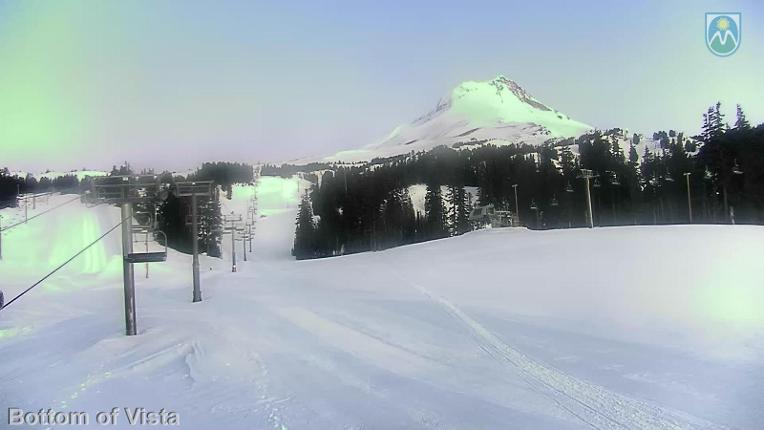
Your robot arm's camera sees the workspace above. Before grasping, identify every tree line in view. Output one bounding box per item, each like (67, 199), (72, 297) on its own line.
(0, 169), (91, 208)
(156, 162), (253, 256)
(293, 103), (764, 259)
(1, 162), (255, 258)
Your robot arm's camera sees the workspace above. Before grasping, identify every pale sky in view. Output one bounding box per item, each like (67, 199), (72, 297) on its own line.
(1, 0), (762, 172)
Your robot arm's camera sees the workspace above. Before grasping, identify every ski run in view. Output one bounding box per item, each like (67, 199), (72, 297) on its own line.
(1, 176), (762, 429)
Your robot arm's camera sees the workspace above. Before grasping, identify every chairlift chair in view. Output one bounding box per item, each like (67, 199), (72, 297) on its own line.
(125, 230), (168, 264)
(732, 159), (744, 175)
(611, 172), (621, 186)
(704, 167), (714, 180)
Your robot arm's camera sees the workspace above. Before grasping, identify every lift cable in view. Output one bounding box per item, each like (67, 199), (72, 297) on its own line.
(0, 215), (129, 312)
(0, 195), (82, 232)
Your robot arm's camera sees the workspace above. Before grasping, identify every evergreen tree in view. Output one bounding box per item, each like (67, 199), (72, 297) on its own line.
(701, 103), (726, 142)
(203, 188), (223, 257)
(735, 104), (751, 130)
(446, 185), (471, 235)
(711, 102), (726, 138)
(379, 187), (416, 247)
(559, 144), (576, 178)
(628, 143), (639, 169)
(157, 193), (192, 253)
(288, 112), (764, 259)
(397, 187), (417, 242)
(424, 183), (448, 239)
(24, 174), (38, 193)
(293, 193), (316, 259)
(702, 112), (711, 142)
(612, 138), (625, 163)
(0, 171), (24, 207)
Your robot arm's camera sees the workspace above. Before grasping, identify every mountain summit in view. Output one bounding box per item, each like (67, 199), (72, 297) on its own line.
(373, 75), (592, 151)
(327, 75), (592, 162)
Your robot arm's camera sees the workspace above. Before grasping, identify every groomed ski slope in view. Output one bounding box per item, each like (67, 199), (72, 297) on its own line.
(1, 179), (762, 429)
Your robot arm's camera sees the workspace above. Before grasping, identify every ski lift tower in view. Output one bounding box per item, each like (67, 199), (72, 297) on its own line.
(577, 169), (599, 228)
(222, 213), (243, 272)
(92, 175), (170, 336)
(176, 181), (213, 303)
(238, 225), (248, 262)
(246, 222), (254, 252)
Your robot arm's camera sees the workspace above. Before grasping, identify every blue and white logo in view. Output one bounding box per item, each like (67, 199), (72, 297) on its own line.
(706, 13), (741, 56)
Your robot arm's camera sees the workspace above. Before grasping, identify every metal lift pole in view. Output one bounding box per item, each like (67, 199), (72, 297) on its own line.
(191, 193), (202, 302)
(145, 229), (149, 278)
(584, 176), (594, 228)
(176, 181), (212, 302)
(121, 202), (137, 336)
(231, 220), (237, 272)
(578, 169), (597, 229)
(684, 172), (693, 224)
(512, 184), (520, 225)
(242, 231), (247, 262)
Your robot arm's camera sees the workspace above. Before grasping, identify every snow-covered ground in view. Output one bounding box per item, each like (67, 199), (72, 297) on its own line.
(1, 178), (762, 429)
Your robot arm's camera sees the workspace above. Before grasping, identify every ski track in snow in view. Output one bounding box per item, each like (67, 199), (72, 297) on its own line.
(400, 278), (728, 430)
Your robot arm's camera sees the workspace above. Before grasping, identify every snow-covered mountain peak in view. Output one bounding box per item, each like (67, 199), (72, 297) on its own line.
(414, 75), (552, 126)
(320, 75), (593, 163)
(444, 75), (576, 129)
(373, 75), (591, 148)
(483, 75), (552, 111)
